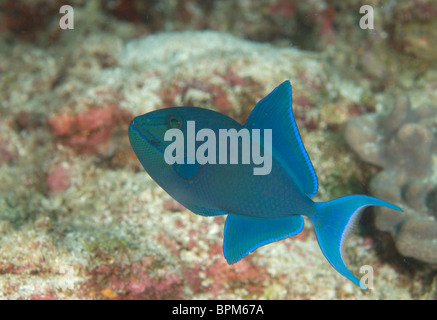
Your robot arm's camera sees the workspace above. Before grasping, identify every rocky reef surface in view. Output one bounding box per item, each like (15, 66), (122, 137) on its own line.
(1, 0), (437, 299)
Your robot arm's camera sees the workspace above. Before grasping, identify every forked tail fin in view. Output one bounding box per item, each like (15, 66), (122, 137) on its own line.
(310, 195), (401, 289)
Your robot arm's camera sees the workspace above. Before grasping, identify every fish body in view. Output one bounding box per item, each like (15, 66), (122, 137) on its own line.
(129, 81), (401, 289)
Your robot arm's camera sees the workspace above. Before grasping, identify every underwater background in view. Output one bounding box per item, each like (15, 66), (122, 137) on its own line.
(0, 0), (436, 299)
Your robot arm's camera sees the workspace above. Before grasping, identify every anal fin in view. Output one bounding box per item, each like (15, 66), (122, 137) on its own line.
(224, 214), (304, 264)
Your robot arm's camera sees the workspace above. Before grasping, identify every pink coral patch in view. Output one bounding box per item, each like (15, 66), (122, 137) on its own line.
(46, 165), (70, 194)
(48, 105), (132, 154)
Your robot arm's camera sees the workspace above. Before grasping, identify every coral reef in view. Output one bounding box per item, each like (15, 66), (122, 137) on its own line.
(345, 95), (437, 264)
(0, 0), (347, 51)
(391, 0), (437, 62)
(2, 29), (393, 299)
(1, 0), (436, 299)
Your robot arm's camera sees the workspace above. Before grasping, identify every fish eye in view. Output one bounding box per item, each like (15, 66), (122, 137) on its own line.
(167, 116), (182, 129)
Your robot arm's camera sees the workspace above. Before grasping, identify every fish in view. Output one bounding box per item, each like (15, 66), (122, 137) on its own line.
(128, 80), (401, 289)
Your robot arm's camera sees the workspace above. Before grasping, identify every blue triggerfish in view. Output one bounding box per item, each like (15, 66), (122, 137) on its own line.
(128, 81), (401, 289)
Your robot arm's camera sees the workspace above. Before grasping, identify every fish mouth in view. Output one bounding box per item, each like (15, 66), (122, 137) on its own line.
(129, 118), (164, 154)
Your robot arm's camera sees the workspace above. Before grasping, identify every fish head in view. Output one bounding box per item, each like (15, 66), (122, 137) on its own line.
(129, 107), (185, 150)
(128, 107), (189, 174)
(128, 106), (226, 206)
(129, 106), (241, 171)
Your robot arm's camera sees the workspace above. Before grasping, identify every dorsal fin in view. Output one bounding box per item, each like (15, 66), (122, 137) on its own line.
(245, 81), (318, 197)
